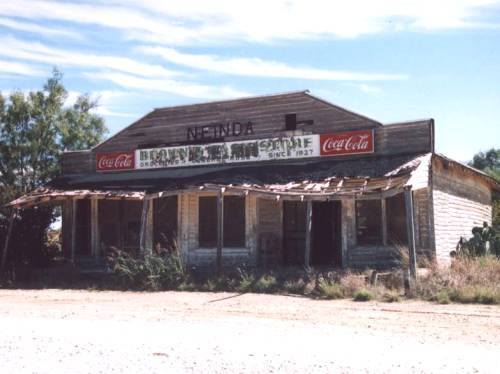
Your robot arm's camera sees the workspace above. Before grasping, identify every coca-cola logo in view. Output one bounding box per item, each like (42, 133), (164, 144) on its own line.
(96, 152), (135, 171)
(320, 130), (374, 156)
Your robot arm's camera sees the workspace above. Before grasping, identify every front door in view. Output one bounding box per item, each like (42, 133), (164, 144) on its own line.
(311, 201), (342, 266)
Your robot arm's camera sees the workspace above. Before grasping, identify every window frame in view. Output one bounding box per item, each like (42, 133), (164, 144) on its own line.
(198, 194), (247, 249)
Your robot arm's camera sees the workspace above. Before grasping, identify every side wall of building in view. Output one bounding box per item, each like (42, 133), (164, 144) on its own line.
(432, 157), (492, 265)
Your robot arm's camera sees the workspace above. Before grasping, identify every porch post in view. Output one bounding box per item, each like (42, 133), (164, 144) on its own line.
(216, 189), (224, 276)
(71, 199), (77, 262)
(381, 198), (388, 246)
(404, 186), (417, 279)
(91, 198), (99, 258)
(1, 209), (16, 273)
(139, 196), (150, 254)
(304, 199), (312, 268)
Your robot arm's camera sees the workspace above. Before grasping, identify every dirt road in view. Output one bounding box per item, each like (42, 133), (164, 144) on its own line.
(0, 290), (499, 373)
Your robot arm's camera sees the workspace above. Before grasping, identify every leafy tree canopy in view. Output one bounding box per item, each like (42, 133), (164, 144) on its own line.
(470, 148), (500, 181)
(0, 69), (107, 267)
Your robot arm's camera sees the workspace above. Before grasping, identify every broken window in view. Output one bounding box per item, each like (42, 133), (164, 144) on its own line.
(356, 200), (382, 245)
(198, 195), (246, 248)
(386, 193), (408, 244)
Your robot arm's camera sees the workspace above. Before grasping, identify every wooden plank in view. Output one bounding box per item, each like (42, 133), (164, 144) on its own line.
(304, 199), (312, 268)
(71, 199), (77, 262)
(91, 199), (99, 258)
(139, 196), (150, 254)
(381, 198), (388, 246)
(404, 187), (418, 279)
(0, 209), (16, 273)
(216, 189), (224, 275)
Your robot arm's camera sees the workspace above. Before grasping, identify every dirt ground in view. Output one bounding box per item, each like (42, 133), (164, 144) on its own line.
(0, 290), (499, 373)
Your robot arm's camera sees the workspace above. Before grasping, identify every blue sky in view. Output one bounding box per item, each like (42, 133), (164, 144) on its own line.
(0, 0), (499, 161)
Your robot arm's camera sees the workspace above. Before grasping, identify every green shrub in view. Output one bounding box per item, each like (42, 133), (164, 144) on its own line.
(112, 252), (185, 291)
(353, 289), (375, 302)
(317, 279), (344, 299)
(253, 275), (278, 293)
(435, 291), (451, 304)
(236, 270), (256, 292)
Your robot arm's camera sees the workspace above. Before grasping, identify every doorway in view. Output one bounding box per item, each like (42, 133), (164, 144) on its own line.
(283, 200), (342, 267)
(311, 201), (341, 266)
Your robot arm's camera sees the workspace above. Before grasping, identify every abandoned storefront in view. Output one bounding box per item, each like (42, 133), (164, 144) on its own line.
(7, 91), (498, 271)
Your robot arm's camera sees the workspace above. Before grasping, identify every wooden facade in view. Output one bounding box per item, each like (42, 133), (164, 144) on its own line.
(7, 91), (498, 270)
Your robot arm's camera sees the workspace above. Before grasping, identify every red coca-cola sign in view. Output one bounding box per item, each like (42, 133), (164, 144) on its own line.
(320, 130), (374, 156)
(96, 152), (135, 171)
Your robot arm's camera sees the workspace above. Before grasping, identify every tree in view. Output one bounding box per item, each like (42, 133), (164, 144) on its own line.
(0, 69), (107, 267)
(470, 148), (500, 230)
(470, 149), (500, 181)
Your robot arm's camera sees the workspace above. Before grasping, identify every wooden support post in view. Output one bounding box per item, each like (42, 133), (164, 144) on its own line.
(71, 199), (77, 262)
(216, 189), (224, 276)
(304, 199), (312, 268)
(1, 209), (16, 273)
(145, 199), (154, 254)
(404, 187), (417, 280)
(91, 199), (99, 258)
(381, 198), (388, 246)
(139, 196), (150, 254)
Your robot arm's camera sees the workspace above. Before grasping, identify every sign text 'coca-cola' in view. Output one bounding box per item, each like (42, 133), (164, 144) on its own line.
(96, 152), (135, 171)
(319, 130), (374, 156)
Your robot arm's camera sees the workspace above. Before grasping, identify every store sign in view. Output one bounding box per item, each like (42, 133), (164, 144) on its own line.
(95, 129), (374, 171)
(96, 151), (135, 171)
(320, 130), (374, 156)
(136, 135), (319, 170)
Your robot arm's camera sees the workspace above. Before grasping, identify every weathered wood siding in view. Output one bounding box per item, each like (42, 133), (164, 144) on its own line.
(257, 198), (283, 266)
(60, 92), (433, 175)
(432, 158), (492, 266)
(413, 188), (432, 258)
(93, 92), (380, 153)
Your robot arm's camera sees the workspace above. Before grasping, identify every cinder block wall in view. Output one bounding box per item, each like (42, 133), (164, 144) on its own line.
(432, 159), (492, 266)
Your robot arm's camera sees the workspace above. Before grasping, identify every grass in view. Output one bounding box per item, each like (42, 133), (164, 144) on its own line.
(5, 254), (499, 306)
(353, 289), (375, 302)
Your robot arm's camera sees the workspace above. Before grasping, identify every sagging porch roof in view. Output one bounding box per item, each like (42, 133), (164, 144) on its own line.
(8, 154), (432, 209)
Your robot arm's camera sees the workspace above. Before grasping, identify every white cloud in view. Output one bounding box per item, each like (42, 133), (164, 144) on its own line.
(85, 71), (251, 99)
(0, 59), (46, 76)
(0, 17), (83, 39)
(139, 46), (407, 81)
(0, 36), (182, 79)
(0, 0), (498, 44)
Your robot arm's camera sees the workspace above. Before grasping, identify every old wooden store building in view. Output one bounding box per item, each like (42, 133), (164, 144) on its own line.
(8, 91), (499, 270)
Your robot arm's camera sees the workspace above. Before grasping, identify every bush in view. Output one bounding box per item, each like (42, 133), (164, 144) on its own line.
(416, 256), (500, 305)
(353, 289), (375, 302)
(317, 278), (344, 299)
(253, 274), (278, 293)
(283, 279), (306, 294)
(454, 222), (500, 258)
(112, 251), (185, 291)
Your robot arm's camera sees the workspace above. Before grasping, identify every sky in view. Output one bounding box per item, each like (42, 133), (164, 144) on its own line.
(0, 0), (499, 162)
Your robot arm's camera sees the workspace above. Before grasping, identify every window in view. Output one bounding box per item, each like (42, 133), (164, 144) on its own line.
(387, 193), (408, 244)
(198, 196), (246, 248)
(356, 200), (382, 245)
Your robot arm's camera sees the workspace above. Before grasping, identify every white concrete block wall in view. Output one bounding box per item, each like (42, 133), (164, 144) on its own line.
(432, 161), (492, 266)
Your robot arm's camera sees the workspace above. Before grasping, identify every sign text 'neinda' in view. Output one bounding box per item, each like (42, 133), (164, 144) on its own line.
(95, 129), (374, 172)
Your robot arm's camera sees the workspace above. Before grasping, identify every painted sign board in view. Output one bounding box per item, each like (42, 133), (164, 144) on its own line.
(96, 151), (135, 171)
(96, 130), (374, 172)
